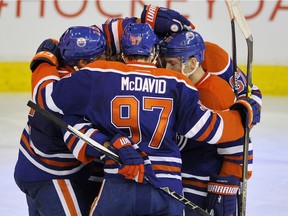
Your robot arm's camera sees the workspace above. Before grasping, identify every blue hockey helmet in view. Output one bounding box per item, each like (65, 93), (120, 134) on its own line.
(59, 25), (106, 67)
(121, 23), (159, 56)
(160, 30), (205, 64)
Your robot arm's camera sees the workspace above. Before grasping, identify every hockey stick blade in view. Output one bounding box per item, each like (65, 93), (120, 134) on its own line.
(27, 100), (210, 216)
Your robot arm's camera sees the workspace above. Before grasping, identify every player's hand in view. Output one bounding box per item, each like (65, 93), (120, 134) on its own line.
(141, 4), (195, 36)
(111, 134), (145, 183)
(230, 97), (261, 128)
(30, 38), (63, 72)
(206, 174), (240, 216)
(133, 145), (161, 188)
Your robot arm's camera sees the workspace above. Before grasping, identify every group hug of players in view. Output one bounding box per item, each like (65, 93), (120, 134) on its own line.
(14, 4), (262, 216)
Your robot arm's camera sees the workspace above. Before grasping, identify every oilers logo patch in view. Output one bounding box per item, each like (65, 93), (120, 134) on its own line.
(170, 24), (179, 32)
(130, 35), (142, 45)
(77, 38), (87, 47)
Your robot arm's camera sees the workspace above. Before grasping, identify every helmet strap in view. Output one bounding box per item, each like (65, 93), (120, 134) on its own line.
(182, 61), (199, 78)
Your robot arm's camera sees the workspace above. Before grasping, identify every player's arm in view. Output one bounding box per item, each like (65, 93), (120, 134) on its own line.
(102, 5), (194, 59)
(61, 115), (110, 163)
(203, 42), (262, 112)
(217, 138), (253, 180)
(31, 39), (64, 106)
(176, 80), (260, 144)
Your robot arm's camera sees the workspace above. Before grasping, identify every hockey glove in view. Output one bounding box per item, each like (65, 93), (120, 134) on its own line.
(30, 38), (63, 72)
(141, 4), (195, 36)
(133, 145), (161, 189)
(230, 98), (261, 128)
(206, 174), (240, 216)
(111, 134), (145, 183)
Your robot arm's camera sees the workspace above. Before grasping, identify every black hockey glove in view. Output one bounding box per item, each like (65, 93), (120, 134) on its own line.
(30, 38), (63, 72)
(141, 4), (195, 36)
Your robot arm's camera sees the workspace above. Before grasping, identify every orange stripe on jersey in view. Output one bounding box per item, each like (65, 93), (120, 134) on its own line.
(216, 110), (244, 143)
(104, 21), (112, 56)
(105, 159), (116, 165)
(220, 161), (252, 180)
(202, 42), (230, 73)
(152, 164), (181, 173)
(89, 180), (105, 215)
(224, 154), (253, 161)
(21, 133), (80, 168)
(182, 179), (208, 189)
(67, 134), (78, 149)
(56, 179), (78, 216)
(77, 145), (95, 164)
(66, 128), (86, 149)
(32, 63), (60, 108)
(118, 19), (124, 51)
(197, 113), (217, 142)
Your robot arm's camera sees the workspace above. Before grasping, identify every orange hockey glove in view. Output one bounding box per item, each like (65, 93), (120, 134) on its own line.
(111, 134), (145, 183)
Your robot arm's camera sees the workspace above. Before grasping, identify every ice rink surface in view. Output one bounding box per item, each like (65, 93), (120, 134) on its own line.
(1, 93), (287, 215)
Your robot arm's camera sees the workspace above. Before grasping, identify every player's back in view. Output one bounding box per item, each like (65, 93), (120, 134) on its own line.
(51, 59), (201, 193)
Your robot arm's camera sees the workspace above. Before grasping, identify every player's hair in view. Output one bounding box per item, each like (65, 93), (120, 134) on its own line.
(160, 30), (205, 64)
(59, 25), (106, 67)
(121, 23), (159, 56)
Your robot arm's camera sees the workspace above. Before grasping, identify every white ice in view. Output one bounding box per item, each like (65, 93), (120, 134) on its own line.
(0, 93), (287, 215)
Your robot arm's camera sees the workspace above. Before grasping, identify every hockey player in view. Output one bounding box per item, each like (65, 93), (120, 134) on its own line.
(14, 25), (116, 216)
(29, 22), (260, 215)
(160, 30), (262, 215)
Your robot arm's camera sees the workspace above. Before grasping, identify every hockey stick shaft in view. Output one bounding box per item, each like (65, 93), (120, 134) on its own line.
(27, 100), (210, 216)
(225, 0), (239, 99)
(231, 1), (253, 215)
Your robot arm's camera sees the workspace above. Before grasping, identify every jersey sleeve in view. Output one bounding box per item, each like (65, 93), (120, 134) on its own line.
(217, 138), (253, 180)
(174, 80), (244, 144)
(102, 17), (137, 58)
(62, 115), (109, 164)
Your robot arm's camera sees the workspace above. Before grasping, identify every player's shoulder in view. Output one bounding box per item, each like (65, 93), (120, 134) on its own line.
(85, 60), (128, 71)
(202, 41), (230, 73)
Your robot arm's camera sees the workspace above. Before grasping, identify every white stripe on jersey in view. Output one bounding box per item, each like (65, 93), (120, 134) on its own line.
(30, 139), (75, 159)
(32, 75), (60, 102)
(181, 173), (210, 181)
(53, 179), (82, 216)
(183, 187), (208, 197)
(19, 145), (86, 176)
(184, 110), (212, 139)
(217, 143), (253, 155)
(103, 168), (118, 174)
(208, 55), (230, 76)
(156, 173), (182, 180)
(207, 114), (223, 144)
(111, 20), (120, 54)
(25, 125), (75, 159)
(45, 82), (64, 114)
(64, 127), (96, 158)
(148, 156), (182, 164)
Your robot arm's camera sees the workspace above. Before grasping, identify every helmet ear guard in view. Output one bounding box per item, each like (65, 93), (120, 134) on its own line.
(59, 25), (106, 67)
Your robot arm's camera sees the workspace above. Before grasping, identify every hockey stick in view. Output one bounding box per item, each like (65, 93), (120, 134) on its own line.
(225, 0), (239, 99)
(27, 100), (210, 216)
(230, 1), (253, 215)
